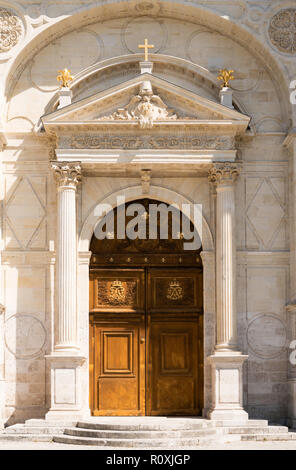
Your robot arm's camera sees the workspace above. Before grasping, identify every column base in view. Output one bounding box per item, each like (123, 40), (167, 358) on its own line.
(208, 351), (248, 422)
(45, 410), (90, 422)
(54, 343), (80, 353)
(207, 408), (249, 421)
(45, 353), (87, 420)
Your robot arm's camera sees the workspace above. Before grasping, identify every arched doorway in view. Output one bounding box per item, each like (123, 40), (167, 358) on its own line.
(89, 199), (203, 416)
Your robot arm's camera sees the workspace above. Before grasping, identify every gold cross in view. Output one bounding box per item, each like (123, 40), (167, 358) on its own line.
(138, 38), (154, 62)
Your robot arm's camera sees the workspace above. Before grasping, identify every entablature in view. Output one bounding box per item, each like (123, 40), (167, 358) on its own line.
(42, 71), (249, 174)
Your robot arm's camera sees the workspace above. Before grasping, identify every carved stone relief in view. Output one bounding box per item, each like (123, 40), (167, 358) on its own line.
(70, 134), (235, 150)
(268, 9), (296, 54)
(98, 81), (180, 129)
(4, 314), (46, 359)
(0, 8), (23, 53)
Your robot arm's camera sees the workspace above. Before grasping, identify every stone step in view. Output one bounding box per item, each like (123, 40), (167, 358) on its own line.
(25, 419), (77, 427)
(241, 433), (296, 442)
(4, 425), (65, 435)
(64, 427), (220, 439)
(213, 419), (269, 427)
(76, 419), (213, 431)
(0, 434), (53, 442)
(227, 426), (289, 435)
(53, 434), (219, 448)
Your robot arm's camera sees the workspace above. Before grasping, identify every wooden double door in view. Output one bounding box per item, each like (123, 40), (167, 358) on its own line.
(89, 268), (203, 416)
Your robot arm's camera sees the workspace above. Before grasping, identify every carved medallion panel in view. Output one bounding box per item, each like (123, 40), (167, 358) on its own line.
(90, 269), (145, 311)
(0, 8), (23, 53)
(268, 9), (296, 54)
(148, 270), (203, 310)
(97, 279), (137, 307)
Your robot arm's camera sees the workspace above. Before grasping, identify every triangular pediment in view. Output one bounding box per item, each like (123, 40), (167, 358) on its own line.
(42, 74), (250, 134)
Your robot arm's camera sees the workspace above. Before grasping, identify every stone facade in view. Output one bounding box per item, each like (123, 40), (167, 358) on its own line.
(0, 0), (295, 426)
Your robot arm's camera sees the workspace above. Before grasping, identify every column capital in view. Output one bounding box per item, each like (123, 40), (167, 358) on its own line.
(208, 162), (241, 187)
(51, 161), (82, 189)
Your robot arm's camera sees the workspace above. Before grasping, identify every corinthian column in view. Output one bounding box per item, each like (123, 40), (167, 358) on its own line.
(46, 161), (87, 421)
(207, 162), (248, 421)
(51, 161), (81, 352)
(209, 162), (239, 351)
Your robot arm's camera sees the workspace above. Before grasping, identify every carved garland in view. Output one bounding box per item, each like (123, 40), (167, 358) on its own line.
(0, 8), (23, 53)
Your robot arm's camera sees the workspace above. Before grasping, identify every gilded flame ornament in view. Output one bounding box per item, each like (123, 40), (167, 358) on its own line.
(218, 69), (234, 88)
(57, 68), (74, 88)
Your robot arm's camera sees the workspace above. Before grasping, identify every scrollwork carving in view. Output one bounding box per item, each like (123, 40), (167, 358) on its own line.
(268, 9), (296, 54)
(70, 134), (235, 151)
(0, 8), (23, 53)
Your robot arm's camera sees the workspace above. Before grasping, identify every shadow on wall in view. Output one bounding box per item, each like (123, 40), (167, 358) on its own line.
(2, 173), (53, 425)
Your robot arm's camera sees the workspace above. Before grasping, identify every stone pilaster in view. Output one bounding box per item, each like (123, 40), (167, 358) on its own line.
(0, 136), (5, 428)
(0, 304), (5, 429)
(284, 134), (296, 427)
(207, 162), (248, 421)
(284, 134), (296, 301)
(286, 304), (296, 427)
(46, 162), (86, 421)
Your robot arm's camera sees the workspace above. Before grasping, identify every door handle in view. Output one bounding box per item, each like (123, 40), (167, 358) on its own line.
(140, 337), (145, 343)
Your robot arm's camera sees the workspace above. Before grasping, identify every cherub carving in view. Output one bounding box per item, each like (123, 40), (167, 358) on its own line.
(99, 81), (178, 128)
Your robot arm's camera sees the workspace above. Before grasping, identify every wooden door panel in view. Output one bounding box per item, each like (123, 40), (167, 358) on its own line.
(102, 331), (134, 374)
(92, 324), (145, 416)
(149, 322), (199, 415)
(161, 332), (190, 373)
(90, 267), (203, 416)
(90, 269), (146, 416)
(148, 269), (203, 311)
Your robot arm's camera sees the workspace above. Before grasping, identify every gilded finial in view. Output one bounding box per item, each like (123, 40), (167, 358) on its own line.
(138, 38), (154, 62)
(57, 68), (74, 88)
(218, 69), (234, 88)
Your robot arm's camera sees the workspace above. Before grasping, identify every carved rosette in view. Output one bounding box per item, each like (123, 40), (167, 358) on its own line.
(0, 8), (23, 53)
(268, 9), (296, 54)
(51, 162), (82, 190)
(208, 163), (240, 187)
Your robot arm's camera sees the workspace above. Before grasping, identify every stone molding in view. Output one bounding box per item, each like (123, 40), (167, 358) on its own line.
(208, 162), (241, 186)
(51, 161), (82, 190)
